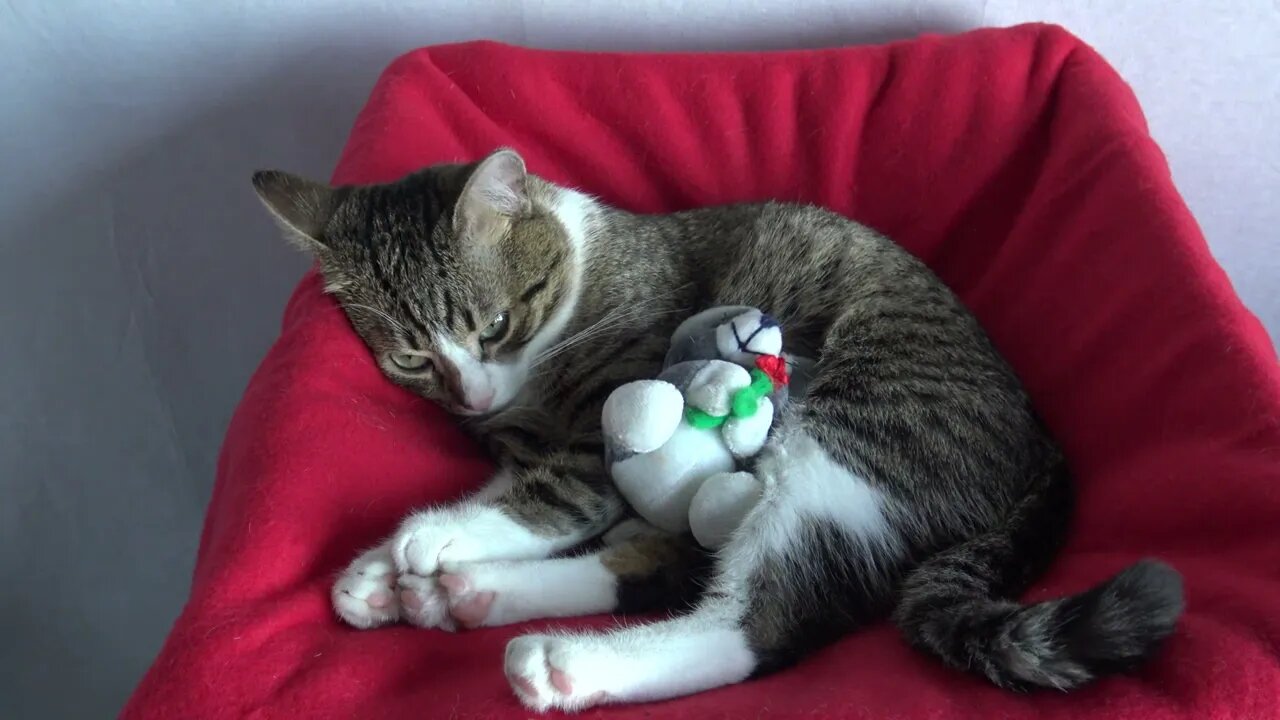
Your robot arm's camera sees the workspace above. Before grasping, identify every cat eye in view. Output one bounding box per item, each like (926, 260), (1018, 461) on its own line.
(479, 311), (510, 343)
(389, 352), (431, 371)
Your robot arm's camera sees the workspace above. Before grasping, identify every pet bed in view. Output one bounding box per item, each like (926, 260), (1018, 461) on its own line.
(123, 24), (1280, 719)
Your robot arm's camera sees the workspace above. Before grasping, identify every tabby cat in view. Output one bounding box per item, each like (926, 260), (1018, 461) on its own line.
(252, 149), (1183, 712)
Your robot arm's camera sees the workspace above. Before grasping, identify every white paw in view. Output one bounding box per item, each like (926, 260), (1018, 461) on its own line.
(504, 634), (616, 712)
(395, 573), (456, 630)
(390, 504), (552, 577)
(390, 508), (476, 576)
(332, 545), (400, 629)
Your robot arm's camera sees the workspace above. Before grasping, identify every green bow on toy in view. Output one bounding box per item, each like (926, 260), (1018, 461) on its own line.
(684, 368), (777, 429)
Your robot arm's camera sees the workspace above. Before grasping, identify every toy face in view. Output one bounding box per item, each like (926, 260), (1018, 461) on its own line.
(715, 309), (783, 367)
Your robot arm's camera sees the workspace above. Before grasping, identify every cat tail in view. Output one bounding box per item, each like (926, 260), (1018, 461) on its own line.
(892, 460), (1184, 691)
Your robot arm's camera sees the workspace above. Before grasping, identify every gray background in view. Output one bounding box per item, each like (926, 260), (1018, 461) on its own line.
(1, 1), (1275, 716)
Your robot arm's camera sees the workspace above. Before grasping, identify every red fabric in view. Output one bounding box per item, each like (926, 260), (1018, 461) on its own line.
(124, 24), (1280, 720)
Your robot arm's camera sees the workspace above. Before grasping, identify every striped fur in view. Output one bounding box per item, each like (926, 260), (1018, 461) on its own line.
(255, 148), (1183, 711)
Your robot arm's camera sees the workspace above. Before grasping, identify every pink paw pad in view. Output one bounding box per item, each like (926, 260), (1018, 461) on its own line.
(440, 572), (494, 628)
(549, 668), (574, 695)
(437, 573), (469, 594)
(451, 591), (495, 628)
(399, 589), (424, 612)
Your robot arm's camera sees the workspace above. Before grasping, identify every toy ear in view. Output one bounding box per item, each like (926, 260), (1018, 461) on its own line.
(669, 306), (756, 347)
(666, 306), (758, 368)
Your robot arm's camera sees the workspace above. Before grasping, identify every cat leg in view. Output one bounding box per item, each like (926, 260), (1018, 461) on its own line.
(504, 598), (754, 712)
(391, 457), (624, 628)
(400, 452), (622, 563)
(503, 426), (905, 711)
(432, 520), (709, 629)
(334, 462), (622, 630)
(502, 504), (766, 709)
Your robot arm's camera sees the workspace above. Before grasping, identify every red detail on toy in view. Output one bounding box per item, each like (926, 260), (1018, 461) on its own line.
(756, 354), (790, 388)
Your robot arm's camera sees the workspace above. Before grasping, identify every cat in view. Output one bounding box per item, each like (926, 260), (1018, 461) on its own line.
(252, 148), (1183, 712)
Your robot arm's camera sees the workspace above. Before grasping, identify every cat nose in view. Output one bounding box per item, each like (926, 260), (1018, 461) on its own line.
(433, 351), (495, 413)
(465, 390), (494, 413)
(437, 363), (481, 411)
(438, 362), (493, 412)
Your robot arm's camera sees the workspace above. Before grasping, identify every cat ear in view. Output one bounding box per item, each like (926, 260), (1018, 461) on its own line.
(454, 148), (530, 239)
(251, 170), (339, 253)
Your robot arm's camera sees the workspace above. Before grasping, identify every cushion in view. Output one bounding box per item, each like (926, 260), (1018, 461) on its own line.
(123, 24), (1280, 720)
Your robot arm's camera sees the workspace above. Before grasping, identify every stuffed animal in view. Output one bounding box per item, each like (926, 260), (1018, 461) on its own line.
(601, 306), (814, 549)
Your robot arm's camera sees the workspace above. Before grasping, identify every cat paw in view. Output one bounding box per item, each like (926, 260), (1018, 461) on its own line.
(332, 545), (400, 629)
(390, 510), (469, 577)
(395, 573), (456, 630)
(390, 504), (546, 577)
(504, 634), (613, 712)
(437, 571), (498, 629)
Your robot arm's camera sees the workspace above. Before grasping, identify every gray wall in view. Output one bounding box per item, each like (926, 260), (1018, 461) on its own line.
(1, 1), (1275, 717)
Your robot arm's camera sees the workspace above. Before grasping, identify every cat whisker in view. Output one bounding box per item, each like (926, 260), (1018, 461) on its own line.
(533, 307), (633, 359)
(530, 308), (631, 367)
(532, 284), (693, 366)
(344, 303), (411, 339)
(530, 299), (685, 369)
(551, 302), (687, 356)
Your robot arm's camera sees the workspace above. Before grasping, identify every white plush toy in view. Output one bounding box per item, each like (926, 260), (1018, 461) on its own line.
(601, 306), (814, 549)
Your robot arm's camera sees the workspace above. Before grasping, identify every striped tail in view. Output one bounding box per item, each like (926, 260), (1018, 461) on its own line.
(893, 468), (1184, 691)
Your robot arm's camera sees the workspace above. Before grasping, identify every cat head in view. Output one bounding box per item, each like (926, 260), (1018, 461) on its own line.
(252, 148), (581, 416)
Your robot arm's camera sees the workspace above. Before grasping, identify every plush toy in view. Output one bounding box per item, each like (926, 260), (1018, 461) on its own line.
(602, 306), (814, 549)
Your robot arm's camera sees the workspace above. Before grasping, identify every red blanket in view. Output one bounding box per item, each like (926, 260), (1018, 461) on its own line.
(124, 24), (1280, 720)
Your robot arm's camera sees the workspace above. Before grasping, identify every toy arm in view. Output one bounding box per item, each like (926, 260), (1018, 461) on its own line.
(689, 470), (763, 549)
(601, 380), (684, 455)
(684, 361), (752, 417)
(721, 397), (774, 459)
